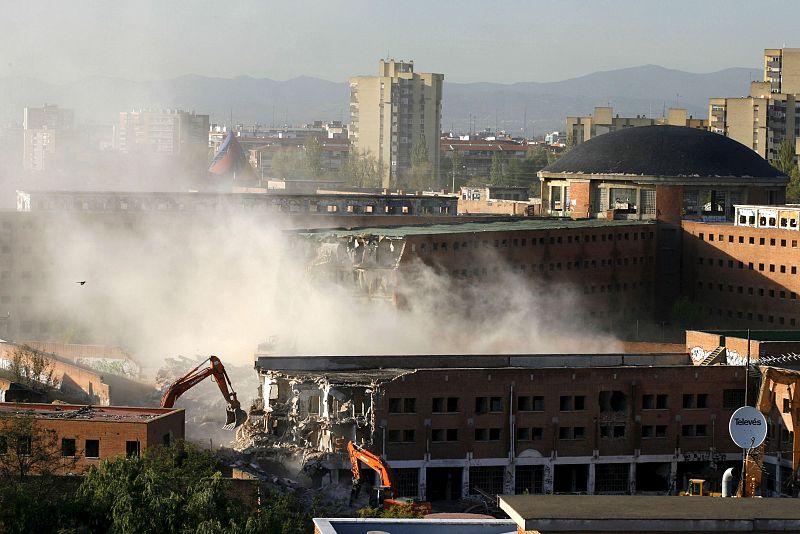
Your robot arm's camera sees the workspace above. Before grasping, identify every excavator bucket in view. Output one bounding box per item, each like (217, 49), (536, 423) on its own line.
(223, 407), (248, 430)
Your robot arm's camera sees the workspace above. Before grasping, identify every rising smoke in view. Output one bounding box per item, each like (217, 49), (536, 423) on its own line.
(39, 209), (621, 375)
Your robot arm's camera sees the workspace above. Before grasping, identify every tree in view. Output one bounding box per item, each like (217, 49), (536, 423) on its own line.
(776, 139), (797, 176)
(489, 152), (506, 185)
(409, 135), (433, 191)
(340, 149), (383, 189)
(775, 139), (800, 203)
(78, 441), (243, 533)
(450, 149), (464, 192)
(0, 413), (76, 480)
(271, 150), (309, 180)
(304, 136), (323, 179)
(8, 345), (59, 392)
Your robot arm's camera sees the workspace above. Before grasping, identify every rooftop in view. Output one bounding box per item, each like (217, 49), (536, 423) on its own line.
(500, 495), (800, 532)
(296, 217), (655, 239)
(542, 125), (787, 181)
(0, 403), (180, 423)
(255, 353), (691, 373)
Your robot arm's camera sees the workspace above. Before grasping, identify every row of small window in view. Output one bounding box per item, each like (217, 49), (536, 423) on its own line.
(0, 437), (138, 459)
(390, 396), (504, 414)
(697, 231), (798, 248)
(698, 281), (798, 300)
(736, 215), (800, 230)
(391, 392), (728, 415)
(697, 256), (798, 275)
(702, 306), (798, 326)
(450, 257), (654, 279)
(416, 231), (656, 253)
(582, 281), (649, 295)
(390, 424), (725, 444)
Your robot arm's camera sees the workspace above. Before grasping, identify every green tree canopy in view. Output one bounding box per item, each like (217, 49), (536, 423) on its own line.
(489, 152), (506, 185)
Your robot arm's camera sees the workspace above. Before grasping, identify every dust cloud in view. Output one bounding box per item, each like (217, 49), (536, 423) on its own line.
(39, 209), (621, 375)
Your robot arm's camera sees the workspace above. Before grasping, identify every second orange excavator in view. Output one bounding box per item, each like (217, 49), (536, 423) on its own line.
(161, 355), (248, 430)
(347, 441), (431, 514)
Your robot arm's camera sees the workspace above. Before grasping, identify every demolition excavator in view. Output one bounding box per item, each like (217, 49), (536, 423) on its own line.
(347, 441), (432, 514)
(161, 355), (248, 430)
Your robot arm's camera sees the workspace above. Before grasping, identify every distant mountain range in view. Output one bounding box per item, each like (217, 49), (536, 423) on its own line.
(0, 65), (761, 134)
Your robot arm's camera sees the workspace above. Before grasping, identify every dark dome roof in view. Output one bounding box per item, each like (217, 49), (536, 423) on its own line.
(543, 125), (784, 178)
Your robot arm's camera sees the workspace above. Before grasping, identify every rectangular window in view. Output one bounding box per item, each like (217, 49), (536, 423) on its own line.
(126, 440), (140, 458)
(61, 438), (76, 457)
(388, 430), (416, 443)
(723, 389), (745, 409)
(389, 398), (416, 414)
(85, 439), (100, 458)
(432, 397), (458, 413)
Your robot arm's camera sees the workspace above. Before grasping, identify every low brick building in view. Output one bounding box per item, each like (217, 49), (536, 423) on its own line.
(0, 403), (184, 473)
(249, 352), (790, 500)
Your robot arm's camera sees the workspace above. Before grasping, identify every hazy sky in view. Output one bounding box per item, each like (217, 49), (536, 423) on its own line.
(3, 0), (800, 84)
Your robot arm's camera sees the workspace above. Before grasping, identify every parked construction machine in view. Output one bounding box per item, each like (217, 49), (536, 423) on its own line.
(161, 355), (247, 430)
(347, 441), (432, 514)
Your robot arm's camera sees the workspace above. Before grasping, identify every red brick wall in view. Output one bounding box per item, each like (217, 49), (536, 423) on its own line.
(0, 407), (184, 474)
(0, 344), (110, 404)
(656, 185), (683, 223)
(377, 366), (745, 462)
(568, 180), (591, 220)
(402, 224), (657, 322)
(682, 221), (800, 328)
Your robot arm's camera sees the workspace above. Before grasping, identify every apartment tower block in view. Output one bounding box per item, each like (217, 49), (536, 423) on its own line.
(349, 60), (443, 189)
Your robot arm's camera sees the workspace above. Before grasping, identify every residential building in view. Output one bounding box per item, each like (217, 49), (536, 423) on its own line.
(116, 109), (209, 156)
(709, 48), (800, 165)
(349, 60), (444, 188)
(440, 138), (531, 181)
(22, 104), (75, 172)
(566, 106), (707, 146)
(0, 403), (184, 474)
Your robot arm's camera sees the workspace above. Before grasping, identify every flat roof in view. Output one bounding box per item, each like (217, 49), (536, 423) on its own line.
(697, 330), (800, 342)
(0, 403), (181, 423)
(297, 218), (655, 239)
(500, 495), (800, 532)
(254, 353), (692, 373)
(313, 518), (516, 534)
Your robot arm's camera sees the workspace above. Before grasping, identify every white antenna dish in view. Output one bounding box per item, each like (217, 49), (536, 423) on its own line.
(729, 406), (767, 448)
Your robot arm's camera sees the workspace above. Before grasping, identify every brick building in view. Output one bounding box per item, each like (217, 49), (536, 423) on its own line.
(249, 353), (783, 500)
(300, 218), (657, 326)
(0, 403), (184, 474)
(682, 205), (800, 329)
(539, 125), (788, 221)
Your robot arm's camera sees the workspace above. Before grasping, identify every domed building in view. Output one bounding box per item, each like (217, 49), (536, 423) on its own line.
(538, 125), (789, 222)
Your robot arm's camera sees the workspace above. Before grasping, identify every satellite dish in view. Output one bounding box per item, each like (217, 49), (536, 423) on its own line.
(729, 406), (767, 448)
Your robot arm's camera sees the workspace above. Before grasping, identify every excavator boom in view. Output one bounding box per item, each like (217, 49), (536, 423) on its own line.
(160, 355), (248, 430)
(347, 441), (431, 514)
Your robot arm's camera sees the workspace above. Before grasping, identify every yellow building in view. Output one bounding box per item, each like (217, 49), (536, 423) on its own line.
(349, 60), (443, 188)
(566, 106), (706, 146)
(709, 48), (800, 164)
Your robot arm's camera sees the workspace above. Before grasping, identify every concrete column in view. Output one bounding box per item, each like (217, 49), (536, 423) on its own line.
(461, 465), (470, 499)
(587, 462), (596, 495)
(504, 462), (515, 495)
(418, 467), (426, 501)
(669, 458), (678, 495)
(629, 462), (637, 495)
(543, 459), (554, 494)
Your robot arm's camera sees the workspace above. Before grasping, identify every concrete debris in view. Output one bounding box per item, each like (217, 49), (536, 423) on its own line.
(233, 368), (411, 485)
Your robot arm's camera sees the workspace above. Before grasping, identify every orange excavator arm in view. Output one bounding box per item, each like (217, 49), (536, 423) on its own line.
(348, 441), (393, 504)
(160, 356), (247, 430)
